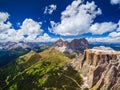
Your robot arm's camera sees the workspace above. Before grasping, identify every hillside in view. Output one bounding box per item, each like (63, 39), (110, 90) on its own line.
(0, 49), (83, 90)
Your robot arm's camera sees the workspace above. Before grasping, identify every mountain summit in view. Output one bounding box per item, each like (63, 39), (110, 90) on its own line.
(51, 38), (89, 54)
(69, 38), (89, 53)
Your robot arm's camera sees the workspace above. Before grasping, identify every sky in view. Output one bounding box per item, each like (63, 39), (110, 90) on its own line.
(0, 0), (120, 43)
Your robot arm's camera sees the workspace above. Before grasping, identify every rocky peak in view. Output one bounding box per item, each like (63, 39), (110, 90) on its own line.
(69, 38), (89, 53)
(71, 46), (120, 90)
(51, 39), (68, 52)
(52, 38), (89, 54)
(52, 39), (68, 48)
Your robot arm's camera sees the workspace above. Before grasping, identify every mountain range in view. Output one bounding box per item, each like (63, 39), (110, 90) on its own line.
(51, 38), (89, 54)
(0, 38), (120, 90)
(0, 48), (83, 90)
(0, 41), (50, 67)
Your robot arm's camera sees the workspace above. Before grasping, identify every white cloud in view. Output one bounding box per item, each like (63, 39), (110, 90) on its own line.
(19, 18), (43, 36)
(90, 22), (117, 35)
(87, 37), (120, 43)
(50, 0), (102, 36)
(36, 33), (58, 42)
(44, 4), (57, 14)
(87, 20), (120, 43)
(0, 34), (7, 40)
(0, 29), (25, 42)
(1, 18), (43, 42)
(0, 12), (9, 22)
(111, 0), (120, 5)
(109, 31), (120, 37)
(25, 35), (37, 41)
(0, 12), (12, 33)
(117, 20), (120, 31)
(0, 12), (58, 42)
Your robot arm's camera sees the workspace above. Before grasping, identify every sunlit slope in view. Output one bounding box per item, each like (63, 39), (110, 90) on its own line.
(0, 49), (83, 90)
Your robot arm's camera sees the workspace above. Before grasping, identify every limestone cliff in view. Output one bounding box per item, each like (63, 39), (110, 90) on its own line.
(71, 46), (120, 90)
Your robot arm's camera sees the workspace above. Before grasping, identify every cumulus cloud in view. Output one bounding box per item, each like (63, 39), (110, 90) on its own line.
(50, 0), (102, 36)
(0, 12), (9, 22)
(0, 12), (12, 33)
(2, 18), (43, 42)
(109, 31), (120, 37)
(44, 4), (57, 14)
(116, 20), (120, 31)
(19, 18), (43, 36)
(90, 22), (117, 35)
(0, 29), (25, 42)
(36, 33), (58, 42)
(111, 0), (120, 5)
(0, 12), (58, 42)
(88, 19), (120, 43)
(87, 37), (120, 43)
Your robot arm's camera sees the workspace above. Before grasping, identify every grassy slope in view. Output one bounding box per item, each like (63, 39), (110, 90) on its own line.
(0, 49), (83, 90)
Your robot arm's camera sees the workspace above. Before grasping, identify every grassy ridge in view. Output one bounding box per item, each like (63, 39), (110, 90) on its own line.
(0, 49), (83, 90)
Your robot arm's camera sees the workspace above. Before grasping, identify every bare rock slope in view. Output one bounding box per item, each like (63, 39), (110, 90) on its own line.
(71, 46), (120, 90)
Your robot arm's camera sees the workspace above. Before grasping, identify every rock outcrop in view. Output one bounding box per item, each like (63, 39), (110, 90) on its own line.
(71, 46), (120, 90)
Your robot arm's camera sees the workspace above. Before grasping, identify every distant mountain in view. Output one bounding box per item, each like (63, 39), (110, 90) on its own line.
(0, 42), (51, 67)
(51, 38), (89, 54)
(90, 42), (120, 51)
(0, 49), (83, 90)
(51, 39), (69, 53)
(0, 41), (39, 50)
(69, 38), (89, 53)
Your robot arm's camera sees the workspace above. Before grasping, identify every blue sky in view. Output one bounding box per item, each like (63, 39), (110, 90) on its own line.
(0, 0), (120, 42)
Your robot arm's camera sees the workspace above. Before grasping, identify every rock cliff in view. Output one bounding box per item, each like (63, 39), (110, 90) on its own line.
(71, 46), (120, 90)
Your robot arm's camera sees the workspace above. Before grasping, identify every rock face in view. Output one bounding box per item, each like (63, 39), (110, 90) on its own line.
(51, 38), (89, 53)
(71, 46), (120, 90)
(69, 38), (89, 53)
(51, 39), (68, 52)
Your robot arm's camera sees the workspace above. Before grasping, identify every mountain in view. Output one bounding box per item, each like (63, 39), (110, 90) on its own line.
(89, 42), (120, 51)
(0, 42), (51, 67)
(71, 46), (120, 90)
(69, 38), (89, 53)
(51, 38), (89, 54)
(0, 49), (83, 90)
(0, 38), (89, 67)
(51, 39), (69, 53)
(0, 41), (39, 50)
(1, 38), (120, 90)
